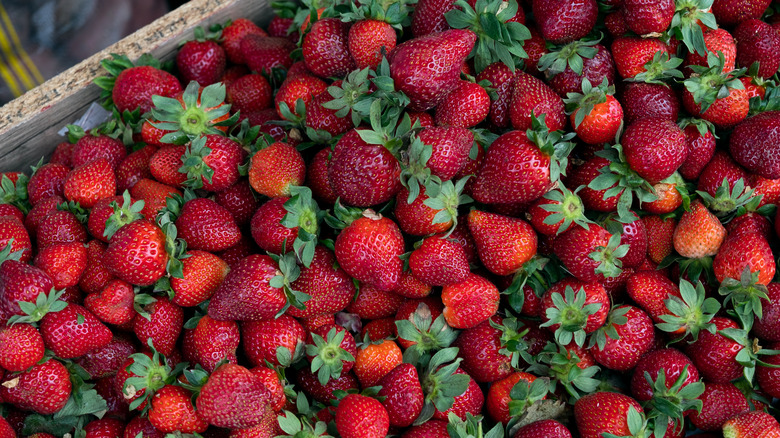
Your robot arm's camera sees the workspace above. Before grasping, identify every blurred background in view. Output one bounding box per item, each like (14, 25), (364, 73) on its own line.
(0, 0), (189, 105)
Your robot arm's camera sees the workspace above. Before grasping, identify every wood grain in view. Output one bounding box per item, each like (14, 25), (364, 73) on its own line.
(0, 0), (272, 172)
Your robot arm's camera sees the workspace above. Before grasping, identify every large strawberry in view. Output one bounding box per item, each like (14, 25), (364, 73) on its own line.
(729, 111), (780, 180)
(336, 393), (390, 438)
(621, 117), (687, 185)
(574, 391), (646, 438)
(103, 220), (169, 287)
(533, 0), (598, 44)
(195, 363), (274, 429)
(208, 254), (287, 321)
(467, 209), (537, 276)
(302, 18), (356, 79)
(509, 72), (567, 132)
(0, 359), (71, 415)
(389, 29), (476, 111)
(96, 54), (182, 114)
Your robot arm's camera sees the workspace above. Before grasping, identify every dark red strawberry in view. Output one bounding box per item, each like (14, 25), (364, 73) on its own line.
(533, 0), (598, 44)
(411, 0), (455, 36)
(221, 18), (268, 64)
(378, 363), (424, 427)
(623, 0), (675, 35)
(208, 254), (287, 321)
(176, 32), (226, 86)
(729, 111), (780, 180)
(302, 18), (356, 79)
(175, 197), (241, 253)
(241, 35), (295, 75)
(348, 19), (397, 70)
(509, 71), (567, 131)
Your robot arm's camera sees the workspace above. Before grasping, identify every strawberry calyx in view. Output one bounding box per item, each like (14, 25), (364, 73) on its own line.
(505, 256), (565, 314)
(677, 117), (718, 138)
(123, 343), (185, 411)
(305, 326), (356, 386)
(356, 100), (416, 156)
(538, 37), (600, 77)
(526, 113), (577, 187)
(696, 177), (761, 221)
(640, 365), (704, 437)
(718, 327), (780, 384)
(7, 288), (67, 326)
(683, 52), (745, 113)
(178, 135), (215, 189)
(188, 25), (222, 44)
(178, 363), (212, 402)
(396, 306), (458, 365)
(627, 52), (684, 85)
(492, 315), (534, 369)
(276, 99), (335, 145)
(718, 266), (770, 331)
(588, 305), (630, 350)
(748, 81), (780, 115)
(270, 251), (311, 316)
(507, 376), (550, 418)
(447, 412), (505, 438)
(276, 409), (334, 438)
(281, 186), (325, 268)
(527, 341), (601, 402)
(0, 172), (30, 214)
(0, 239), (24, 264)
(589, 232), (629, 279)
(400, 134), (442, 204)
(415, 347), (471, 425)
(422, 177), (473, 237)
(322, 67), (374, 128)
(563, 78), (613, 129)
(57, 200), (89, 224)
(445, 0), (530, 74)
(657, 279), (720, 343)
(540, 286), (604, 347)
(670, 0), (717, 56)
(601, 405), (652, 438)
(151, 81), (236, 144)
(104, 190), (145, 240)
(155, 191), (194, 280)
(338, 0), (410, 28)
(323, 200), (365, 230)
(590, 144), (658, 222)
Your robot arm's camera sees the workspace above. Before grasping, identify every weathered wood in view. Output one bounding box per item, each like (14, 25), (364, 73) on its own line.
(0, 0), (272, 172)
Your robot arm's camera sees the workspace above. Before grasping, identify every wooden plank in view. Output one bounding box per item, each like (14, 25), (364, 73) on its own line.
(0, 0), (273, 173)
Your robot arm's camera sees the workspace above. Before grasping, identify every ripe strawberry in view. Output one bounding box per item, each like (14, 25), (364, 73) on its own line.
(533, 0), (598, 44)
(590, 305), (655, 371)
(554, 223), (625, 282)
(432, 367), (484, 421)
(673, 200), (727, 259)
(214, 178), (258, 226)
(453, 315), (513, 383)
(169, 250), (228, 307)
(99, 57), (182, 114)
(305, 323), (357, 381)
(36, 207), (88, 248)
(729, 111), (780, 180)
(409, 236), (469, 286)
(240, 35), (295, 75)
(83, 418), (125, 438)
(74, 333), (136, 379)
(626, 270), (683, 325)
(467, 209), (537, 276)
(611, 37), (670, 79)
(735, 19), (780, 78)
(643, 214), (677, 264)
(84, 279), (136, 326)
(181, 135), (245, 192)
(623, 0), (674, 35)
(566, 85), (623, 145)
(196, 363), (273, 429)
(0, 217), (31, 263)
(27, 163), (69, 206)
(242, 314), (306, 368)
(79, 240), (115, 294)
(226, 73), (272, 114)
(123, 416), (164, 438)
(377, 363), (424, 427)
(684, 316), (745, 383)
(302, 18), (355, 79)
(417, 126), (474, 182)
(133, 297), (182, 356)
(621, 118), (687, 184)
(187, 315), (239, 372)
(435, 81), (490, 128)
(757, 341), (780, 397)
(475, 61), (514, 128)
(389, 29), (477, 111)
(630, 348), (700, 403)
(147, 385), (208, 434)
(689, 382), (750, 431)
(677, 120), (716, 180)
(334, 211), (404, 291)
(354, 339), (403, 388)
(514, 419), (572, 438)
(104, 220), (168, 286)
(335, 394), (389, 438)
(33, 241), (87, 289)
(62, 158), (117, 209)
(71, 133), (127, 170)
(540, 278), (609, 347)
(294, 368), (359, 404)
(574, 391), (644, 438)
(441, 273), (500, 329)
(621, 83), (680, 125)
(128, 178), (182, 219)
(207, 254), (286, 321)
(149, 146), (187, 188)
(348, 19), (397, 70)
(711, 0), (771, 26)
(288, 245), (355, 319)
(713, 231), (775, 285)
(509, 72), (567, 131)
(722, 411), (780, 438)
(754, 283), (780, 341)
(175, 197), (241, 252)
(274, 74), (328, 119)
(0, 323), (44, 371)
(176, 34), (226, 86)
(486, 371), (543, 425)
(541, 42), (616, 98)
(347, 284), (405, 320)
(220, 18), (268, 64)
(411, 0), (455, 36)
(0, 359), (71, 415)
(696, 150), (748, 200)
(682, 55), (749, 129)
(248, 142), (305, 198)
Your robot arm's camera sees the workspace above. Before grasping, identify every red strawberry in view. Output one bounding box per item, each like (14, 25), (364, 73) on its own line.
(416, 127), (474, 181)
(621, 83), (680, 125)
(302, 18), (355, 79)
(176, 35), (226, 86)
(509, 72), (567, 131)
(348, 19), (397, 70)
(554, 224), (623, 283)
(630, 348), (700, 403)
(27, 163), (69, 206)
(84, 279), (136, 326)
(574, 391), (644, 438)
(567, 89), (623, 146)
(147, 385), (208, 434)
(684, 317), (744, 383)
(432, 367), (484, 421)
(711, 0), (771, 27)
(389, 29), (477, 111)
(467, 209), (537, 276)
(754, 283), (780, 341)
(36, 208), (87, 248)
(79, 240), (115, 294)
(274, 74), (328, 119)
(103, 220), (169, 286)
(611, 37), (670, 79)
(248, 142), (305, 198)
(34, 242), (87, 289)
(0, 323), (44, 372)
(453, 315), (513, 383)
(514, 419), (572, 438)
(83, 418), (125, 438)
(36, 302), (111, 358)
(729, 111), (780, 180)
(196, 363), (273, 429)
(0, 216), (31, 263)
(735, 19), (780, 78)
(346, 284), (405, 320)
(128, 178), (182, 219)
(214, 178), (258, 226)
(132, 297), (182, 356)
(0, 359), (71, 415)
(679, 120), (716, 180)
(682, 56), (749, 129)
(71, 133), (127, 170)
(533, 0), (598, 44)
(722, 411), (780, 438)
(441, 273), (499, 329)
(220, 18), (268, 64)
(288, 245), (355, 319)
(187, 315), (239, 372)
(403, 420), (449, 437)
(169, 250), (228, 307)
(335, 394), (389, 438)
(621, 118), (687, 184)
(175, 197), (241, 252)
(590, 305), (655, 371)
(541, 278), (610, 346)
(411, 0), (455, 36)
(476, 62), (515, 128)
(75, 334), (136, 379)
(242, 314), (306, 368)
(181, 135), (245, 192)
(409, 236), (469, 286)
(149, 146), (187, 188)
(226, 73), (272, 114)
(623, 0), (675, 35)
(103, 61), (182, 114)
(713, 231), (775, 285)
(334, 211), (404, 291)
(689, 382), (750, 431)
(435, 81), (490, 128)
(626, 270), (682, 325)
(207, 254), (287, 321)
(378, 363), (424, 427)
(240, 35), (295, 75)
(63, 158), (117, 209)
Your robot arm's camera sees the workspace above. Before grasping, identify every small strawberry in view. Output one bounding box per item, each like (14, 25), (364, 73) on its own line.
(288, 245), (355, 319)
(0, 323), (44, 372)
(467, 209), (537, 276)
(611, 37), (671, 80)
(226, 73), (272, 115)
(103, 220), (169, 287)
(348, 19), (397, 70)
(540, 279), (609, 347)
(0, 216), (32, 263)
(176, 27), (226, 86)
(623, 0), (675, 35)
(128, 178), (182, 219)
(441, 273), (499, 329)
(132, 297), (183, 356)
(347, 284), (405, 320)
(621, 82), (681, 125)
(179, 135), (245, 192)
(169, 250), (228, 307)
(564, 78), (623, 145)
(735, 19), (780, 78)
(33, 241), (87, 289)
(409, 236), (470, 286)
(711, 0), (771, 26)
(174, 197), (241, 252)
(509, 72), (567, 132)
(589, 305), (655, 372)
(207, 254), (287, 321)
(220, 18), (268, 64)
(187, 314), (239, 372)
(96, 54), (182, 114)
(729, 111), (780, 180)
(713, 231), (775, 286)
(241, 35), (296, 75)
(411, 0), (456, 37)
(303, 18), (356, 79)
(83, 279), (136, 326)
(248, 142), (305, 198)
(63, 158), (117, 209)
(354, 339), (403, 388)
(682, 53), (749, 129)
(26, 163), (70, 206)
(147, 385), (208, 434)
(335, 394), (389, 438)
(242, 314), (306, 368)
(514, 419), (572, 438)
(574, 391), (646, 438)
(435, 81), (490, 128)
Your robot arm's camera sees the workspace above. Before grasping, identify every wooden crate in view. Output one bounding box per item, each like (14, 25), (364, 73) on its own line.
(0, 0), (273, 173)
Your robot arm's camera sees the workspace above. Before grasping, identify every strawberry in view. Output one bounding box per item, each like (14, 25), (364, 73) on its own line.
(621, 118), (687, 184)
(467, 209), (537, 276)
(33, 241), (87, 289)
(621, 83), (680, 125)
(611, 37), (670, 80)
(36, 207), (88, 248)
(540, 41), (616, 98)
(176, 30), (226, 86)
(682, 53), (749, 129)
(673, 200), (726, 259)
(335, 394), (390, 438)
(307, 147), (338, 205)
(0, 359), (71, 415)
(147, 385), (208, 434)
(214, 178), (259, 226)
(0, 323), (44, 372)
(123, 416), (164, 438)
(554, 223), (626, 283)
(132, 297), (182, 358)
(220, 18), (268, 64)
(453, 315), (513, 383)
(431, 367), (483, 421)
(207, 254), (287, 321)
(590, 305), (656, 371)
(196, 363), (274, 429)
(274, 74), (328, 119)
(475, 61), (514, 128)
(722, 411), (780, 438)
(70, 133), (127, 170)
(83, 418), (125, 438)
(348, 19), (397, 70)
(678, 119), (716, 180)
(574, 391), (645, 438)
(180, 135), (245, 192)
(83, 279), (136, 326)
(403, 420), (449, 437)
(169, 250), (228, 307)
(242, 314), (306, 367)
(103, 220), (169, 286)
(187, 315), (239, 372)
(411, 0), (455, 37)
(756, 341), (780, 397)
(0, 217), (31, 263)
(565, 80), (623, 145)
(79, 240), (115, 294)
(533, 0), (598, 44)
(696, 150), (748, 201)
(514, 419), (572, 438)
(248, 142), (305, 198)
(128, 178), (182, 219)
(409, 236), (469, 286)
(334, 210), (404, 291)
(689, 382), (750, 431)
(74, 334), (136, 379)
(735, 19), (780, 78)
(729, 111), (780, 180)
(26, 163), (69, 206)
(623, 0), (675, 35)
(354, 339), (403, 388)
(240, 35), (295, 75)
(226, 73), (272, 115)
(377, 363), (424, 427)
(389, 29), (476, 111)
(175, 197), (241, 252)
(97, 55), (182, 114)
(62, 158), (117, 209)
(305, 323), (357, 381)
(302, 18), (356, 79)
(711, 0), (771, 26)
(288, 245), (355, 319)
(753, 283), (780, 341)
(540, 278), (609, 347)
(149, 146), (187, 188)
(684, 316), (745, 383)
(441, 273), (499, 329)
(509, 72), (567, 132)
(626, 270), (684, 326)
(393, 186), (452, 237)
(713, 231), (775, 285)
(294, 368), (359, 404)
(347, 284), (405, 320)
(435, 81), (490, 128)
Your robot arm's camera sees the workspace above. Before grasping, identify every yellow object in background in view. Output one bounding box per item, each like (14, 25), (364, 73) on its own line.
(0, 2), (44, 97)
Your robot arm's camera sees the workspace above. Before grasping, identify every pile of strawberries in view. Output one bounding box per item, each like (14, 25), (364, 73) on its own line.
(2, 0), (780, 436)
